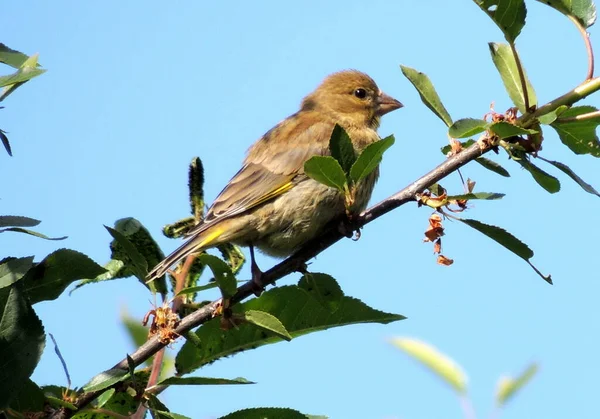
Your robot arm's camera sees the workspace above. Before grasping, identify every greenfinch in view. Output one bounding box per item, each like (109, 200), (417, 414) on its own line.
(147, 70), (402, 283)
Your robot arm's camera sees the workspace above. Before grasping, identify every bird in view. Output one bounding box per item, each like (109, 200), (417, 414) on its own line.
(146, 70), (402, 287)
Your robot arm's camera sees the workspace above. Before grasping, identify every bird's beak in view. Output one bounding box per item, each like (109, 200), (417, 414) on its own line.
(376, 91), (403, 116)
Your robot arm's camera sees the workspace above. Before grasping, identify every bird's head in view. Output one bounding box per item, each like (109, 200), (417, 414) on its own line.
(301, 70), (403, 128)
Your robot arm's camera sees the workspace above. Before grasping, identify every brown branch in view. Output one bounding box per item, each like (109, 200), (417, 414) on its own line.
(568, 15), (595, 80)
(68, 140), (490, 416)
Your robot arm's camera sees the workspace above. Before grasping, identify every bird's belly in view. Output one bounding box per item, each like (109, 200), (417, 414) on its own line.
(237, 172), (377, 257)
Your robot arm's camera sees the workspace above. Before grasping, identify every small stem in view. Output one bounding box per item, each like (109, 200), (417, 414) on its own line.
(510, 43), (531, 111)
(555, 109), (600, 123)
(568, 15), (594, 80)
(519, 76), (600, 126)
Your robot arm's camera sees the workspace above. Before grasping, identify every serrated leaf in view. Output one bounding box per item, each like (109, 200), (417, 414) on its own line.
(539, 157), (600, 196)
(474, 0), (527, 42)
(460, 218), (551, 283)
(489, 121), (538, 139)
(460, 218), (533, 260)
(475, 157), (511, 177)
(349, 135), (395, 182)
(152, 411), (193, 419)
(176, 275), (405, 374)
(551, 106), (600, 156)
(82, 368), (129, 392)
(22, 249), (107, 304)
(95, 388), (116, 408)
(400, 65), (453, 126)
(299, 272), (344, 312)
(304, 156), (347, 191)
(496, 363), (538, 406)
(391, 338), (467, 394)
(0, 256), (34, 289)
(448, 118), (488, 138)
(157, 376), (254, 386)
(242, 309), (292, 341)
(0, 283), (45, 409)
(489, 42), (537, 113)
(0, 226), (66, 240)
(329, 124), (356, 174)
(219, 408), (319, 419)
(447, 192), (505, 201)
(536, 0), (596, 27)
(198, 254), (237, 298)
(0, 216), (41, 228)
(519, 159), (561, 193)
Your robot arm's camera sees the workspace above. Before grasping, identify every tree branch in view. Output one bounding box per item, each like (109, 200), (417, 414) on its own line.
(69, 139), (490, 415)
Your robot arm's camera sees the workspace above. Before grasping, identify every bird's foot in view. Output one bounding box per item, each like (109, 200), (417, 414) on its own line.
(249, 245), (265, 297)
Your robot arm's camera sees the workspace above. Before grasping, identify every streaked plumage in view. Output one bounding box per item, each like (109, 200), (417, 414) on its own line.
(147, 70), (402, 282)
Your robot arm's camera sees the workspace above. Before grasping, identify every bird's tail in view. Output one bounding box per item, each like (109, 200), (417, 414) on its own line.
(145, 226), (224, 283)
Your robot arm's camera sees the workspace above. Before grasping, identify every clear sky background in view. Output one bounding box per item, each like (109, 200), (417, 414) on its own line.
(3, 2), (599, 418)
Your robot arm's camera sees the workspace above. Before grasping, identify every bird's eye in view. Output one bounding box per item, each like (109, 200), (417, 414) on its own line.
(354, 88), (367, 99)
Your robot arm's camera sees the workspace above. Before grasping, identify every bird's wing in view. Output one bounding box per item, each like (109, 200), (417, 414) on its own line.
(185, 118), (333, 237)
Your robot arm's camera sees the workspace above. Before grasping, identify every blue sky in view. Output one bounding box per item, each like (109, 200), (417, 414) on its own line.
(3, 1), (599, 418)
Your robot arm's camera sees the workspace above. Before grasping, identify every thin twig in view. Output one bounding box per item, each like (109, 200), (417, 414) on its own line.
(555, 109), (600, 123)
(568, 15), (595, 80)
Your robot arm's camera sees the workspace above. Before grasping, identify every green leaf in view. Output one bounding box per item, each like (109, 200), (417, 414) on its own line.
(518, 159), (561, 193)
(21, 249), (107, 304)
(7, 378), (45, 413)
(489, 42), (537, 113)
(0, 128), (11, 156)
(475, 157), (511, 177)
(0, 53), (46, 102)
(176, 275), (405, 374)
(299, 272), (344, 312)
(400, 65), (453, 126)
(448, 118), (488, 138)
(0, 283), (45, 409)
(474, 0), (527, 42)
(95, 388), (116, 408)
(198, 254), (237, 298)
(102, 218), (167, 294)
(537, 105), (568, 125)
(0, 226), (67, 240)
(489, 121), (538, 139)
(217, 242), (246, 275)
(391, 337), (467, 394)
(536, 0), (596, 27)
(219, 408), (321, 419)
(304, 156), (347, 191)
(539, 157), (600, 197)
(349, 135), (395, 183)
(496, 363), (538, 406)
(157, 376), (254, 386)
(460, 218), (533, 260)
(82, 368), (129, 392)
(0, 216), (41, 228)
(551, 106), (600, 156)
(447, 192), (505, 201)
(460, 218), (551, 283)
(242, 309), (292, 341)
(329, 124), (357, 174)
(0, 43), (33, 69)
(0, 256), (34, 289)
